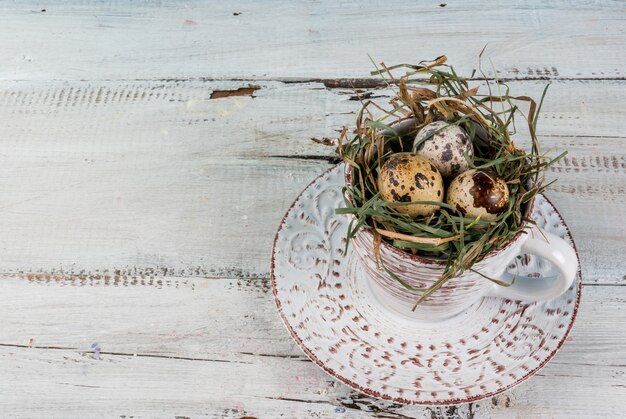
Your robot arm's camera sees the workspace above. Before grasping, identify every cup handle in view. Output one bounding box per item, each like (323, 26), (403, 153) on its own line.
(488, 226), (578, 301)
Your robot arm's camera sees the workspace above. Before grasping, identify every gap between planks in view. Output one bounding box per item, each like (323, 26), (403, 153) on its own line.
(0, 272), (621, 288)
(5, 75), (626, 85)
(0, 342), (307, 364)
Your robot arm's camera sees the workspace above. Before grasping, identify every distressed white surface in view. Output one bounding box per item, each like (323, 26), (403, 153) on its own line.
(0, 1), (625, 80)
(0, 1), (624, 418)
(0, 79), (623, 285)
(0, 278), (624, 418)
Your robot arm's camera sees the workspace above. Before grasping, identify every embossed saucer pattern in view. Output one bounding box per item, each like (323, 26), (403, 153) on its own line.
(270, 164), (581, 405)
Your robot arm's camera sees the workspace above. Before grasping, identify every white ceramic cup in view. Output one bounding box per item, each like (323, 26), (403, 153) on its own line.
(345, 167), (578, 322)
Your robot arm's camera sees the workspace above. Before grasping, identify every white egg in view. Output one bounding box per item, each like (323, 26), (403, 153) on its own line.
(446, 169), (509, 221)
(378, 153), (444, 218)
(412, 121), (474, 178)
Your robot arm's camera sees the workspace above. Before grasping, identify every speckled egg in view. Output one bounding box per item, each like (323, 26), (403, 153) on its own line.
(378, 153), (444, 218)
(446, 169), (509, 221)
(412, 121), (474, 178)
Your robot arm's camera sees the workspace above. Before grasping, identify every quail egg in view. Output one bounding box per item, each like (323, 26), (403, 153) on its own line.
(446, 169), (509, 220)
(412, 121), (474, 178)
(378, 153), (444, 218)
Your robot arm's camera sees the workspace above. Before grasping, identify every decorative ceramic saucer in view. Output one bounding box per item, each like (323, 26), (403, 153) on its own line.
(270, 164), (581, 405)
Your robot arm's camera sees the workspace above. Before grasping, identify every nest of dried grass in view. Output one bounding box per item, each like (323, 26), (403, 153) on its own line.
(337, 54), (565, 306)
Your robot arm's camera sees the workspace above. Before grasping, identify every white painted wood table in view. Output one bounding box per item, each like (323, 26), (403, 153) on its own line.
(0, 1), (624, 418)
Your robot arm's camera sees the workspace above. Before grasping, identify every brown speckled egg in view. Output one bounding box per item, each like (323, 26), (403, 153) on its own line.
(446, 169), (509, 221)
(412, 121), (473, 178)
(378, 153), (444, 218)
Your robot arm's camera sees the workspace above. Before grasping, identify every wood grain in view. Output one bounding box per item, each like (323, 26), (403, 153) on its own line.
(0, 275), (624, 418)
(0, 80), (623, 285)
(1, 1), (625, 416)
(0, 1), (624, 81)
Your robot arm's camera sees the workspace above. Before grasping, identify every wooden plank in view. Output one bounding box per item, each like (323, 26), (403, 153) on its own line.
(0, 2), (622, 417)
(0, 1), (624, 81)
(0, 276), (623, 418)
(0, 79), (624, 284)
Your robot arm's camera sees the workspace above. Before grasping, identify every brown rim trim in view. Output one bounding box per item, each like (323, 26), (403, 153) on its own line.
(270, 164), (582, 406)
